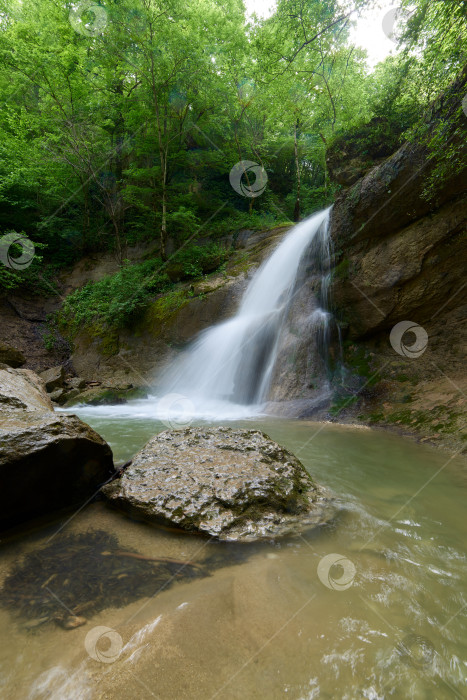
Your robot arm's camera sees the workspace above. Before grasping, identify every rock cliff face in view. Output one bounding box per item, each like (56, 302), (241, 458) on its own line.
(68, 227), (290, 387)
(0, 227), (290, 388)
(327, 67), (467, 451)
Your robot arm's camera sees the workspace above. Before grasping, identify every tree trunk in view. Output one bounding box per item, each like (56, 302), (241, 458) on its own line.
(293, 118), (301, 222)
(319, 133), (328, 200)
(161, 166), (168, 261)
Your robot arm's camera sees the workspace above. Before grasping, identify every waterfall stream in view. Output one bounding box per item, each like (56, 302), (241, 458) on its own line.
(157, 207), (334, 420)
(67, 207), (335, 423)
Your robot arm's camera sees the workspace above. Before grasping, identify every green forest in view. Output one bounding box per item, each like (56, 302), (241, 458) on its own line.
(1, 4), (467, 695)
(0, 0), (465, 330)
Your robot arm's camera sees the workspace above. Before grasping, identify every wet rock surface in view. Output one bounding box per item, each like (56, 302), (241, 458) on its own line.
(64, 384), (148, 407)
(0, 410), (115, 531)
(103, 427), (332, 541)
(0, 366), (115, 531)
(0, 365), (53, 411)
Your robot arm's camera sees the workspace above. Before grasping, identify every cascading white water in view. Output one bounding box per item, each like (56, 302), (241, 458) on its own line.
(67, 207), (334, 423)
(156, 207), (333, 419)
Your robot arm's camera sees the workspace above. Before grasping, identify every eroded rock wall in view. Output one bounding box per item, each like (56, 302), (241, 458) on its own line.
(328, 67), (467, 451)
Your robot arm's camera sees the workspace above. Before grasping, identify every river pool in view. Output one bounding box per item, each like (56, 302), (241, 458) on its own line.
(0, 415), (466, 699)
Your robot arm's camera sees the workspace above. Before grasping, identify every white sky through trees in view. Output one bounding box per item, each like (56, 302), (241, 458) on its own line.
(243, 0), (397, 68)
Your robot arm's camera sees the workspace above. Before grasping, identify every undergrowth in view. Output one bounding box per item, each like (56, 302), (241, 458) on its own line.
(59, 243), (230, 334)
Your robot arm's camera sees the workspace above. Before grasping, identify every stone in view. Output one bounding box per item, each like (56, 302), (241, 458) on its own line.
(40, 365), (65, 392)
(0, 342), (25, 368)
(103, 427), (332, 541)
(0, 366), (53, 411)
(67, 377), (86, 390)
(49, 388), (65, 403)
(0, 366), (115, 531)
(50, 388), (80, 406)
(0, 411), (115, 531)
(64, 386), (148, 407)
(63, 388), (80, 402)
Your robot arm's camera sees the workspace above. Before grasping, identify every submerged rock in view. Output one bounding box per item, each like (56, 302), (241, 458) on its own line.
(0, 530), (205, 629)
(103, 427), (332, 541)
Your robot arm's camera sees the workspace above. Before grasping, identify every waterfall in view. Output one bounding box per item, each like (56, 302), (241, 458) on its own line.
(157, 207), (334, 420)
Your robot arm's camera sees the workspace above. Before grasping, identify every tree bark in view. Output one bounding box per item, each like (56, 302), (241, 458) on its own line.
(293, 118), (301, 222)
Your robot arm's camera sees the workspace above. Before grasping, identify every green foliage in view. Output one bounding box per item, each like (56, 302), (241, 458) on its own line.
(0, 0), (463, 304)
(150, 289), (190, 323)
(59, 259), (171, 334)
(59, 242), (231, 334)
(166, 207), (201, 240)
(0, 233), (47, 294)
(171, 243), (229, 279)
(0, 264), (22, 293)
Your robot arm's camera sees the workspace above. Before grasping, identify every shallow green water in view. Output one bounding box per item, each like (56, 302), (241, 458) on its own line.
(0, 415), (466, 699)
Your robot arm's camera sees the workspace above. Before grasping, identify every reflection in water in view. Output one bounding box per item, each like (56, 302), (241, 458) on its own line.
(0, 418), (466, 699)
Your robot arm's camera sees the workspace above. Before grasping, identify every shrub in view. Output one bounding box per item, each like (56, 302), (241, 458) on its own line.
(59, 259), (171, 334)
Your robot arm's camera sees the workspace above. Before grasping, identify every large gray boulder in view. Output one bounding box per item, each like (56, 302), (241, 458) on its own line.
(103, 427), (332, 541)
(0, 365), (53, 411)
(0, 366), (115, 531)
